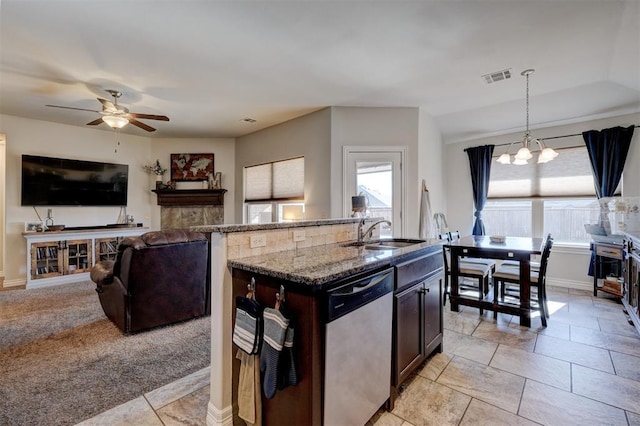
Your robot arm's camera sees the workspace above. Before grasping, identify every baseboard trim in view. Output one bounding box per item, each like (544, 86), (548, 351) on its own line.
(3, 278), (26, 288)
(547, 276), (592, 292)
(206, 402), (233, 426)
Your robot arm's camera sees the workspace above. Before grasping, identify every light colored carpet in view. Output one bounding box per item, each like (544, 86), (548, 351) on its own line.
(0, 281), (211, 426)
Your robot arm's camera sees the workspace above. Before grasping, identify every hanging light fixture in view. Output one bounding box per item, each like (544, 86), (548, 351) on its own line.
(102, 115), (129, 129)
(498, 69), (558, 165)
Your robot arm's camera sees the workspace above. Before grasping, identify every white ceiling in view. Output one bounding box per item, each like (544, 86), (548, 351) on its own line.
(1, 1), (638, 143)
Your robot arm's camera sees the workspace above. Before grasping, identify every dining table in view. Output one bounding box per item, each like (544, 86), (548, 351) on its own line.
(446, 235), (544, 327)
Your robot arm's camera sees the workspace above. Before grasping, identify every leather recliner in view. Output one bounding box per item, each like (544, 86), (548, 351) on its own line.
(90, 229), (209, 334)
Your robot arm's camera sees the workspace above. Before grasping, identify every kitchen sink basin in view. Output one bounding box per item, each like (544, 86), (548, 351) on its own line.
(340, 238), (425, 250)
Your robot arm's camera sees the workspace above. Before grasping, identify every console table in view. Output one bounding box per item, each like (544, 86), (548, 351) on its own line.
(590, 241), (624, 297)
(23, 226), (147, 289)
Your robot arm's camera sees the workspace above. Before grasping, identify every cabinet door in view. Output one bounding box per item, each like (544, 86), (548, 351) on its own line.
(64, 239), (92, 274)
(394, 281), (424, 386)
(30, 242), (64, 279)
(95, 237), (120, 263)
(423, 275), (442, 350)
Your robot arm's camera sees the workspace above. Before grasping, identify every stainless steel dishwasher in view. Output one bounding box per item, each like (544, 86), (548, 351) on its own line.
(324, 267), (394, 426)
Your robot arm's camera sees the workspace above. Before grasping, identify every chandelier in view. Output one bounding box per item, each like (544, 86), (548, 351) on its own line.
(497, 69), (559, 165)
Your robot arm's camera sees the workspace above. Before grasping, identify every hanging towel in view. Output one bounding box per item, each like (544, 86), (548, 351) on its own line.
(260, 307), (290, 399)
(419, 180), (435, 239)
(236, 350), (262, 425)
(233, 296), (263, 355)
(277, 325), (298, 390)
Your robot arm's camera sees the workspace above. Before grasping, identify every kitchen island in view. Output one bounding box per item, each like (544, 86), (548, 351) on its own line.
(193, 218), (443, 426)
(227, 230), (443, 424)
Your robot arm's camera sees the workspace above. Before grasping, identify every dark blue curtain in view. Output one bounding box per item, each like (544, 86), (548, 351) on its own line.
(583, 125), (634, 198)
(466, 145), (494, 235)
(583, 125), (634, 278)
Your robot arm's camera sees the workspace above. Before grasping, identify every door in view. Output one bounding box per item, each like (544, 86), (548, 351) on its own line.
(423, 275), (442, 350)
(344, 148), (405, 237)
(393, 281), (423, 385)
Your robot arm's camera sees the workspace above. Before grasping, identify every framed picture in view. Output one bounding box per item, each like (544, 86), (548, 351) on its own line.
(170, 153), (214, 181)
(25, 221), (44, 232)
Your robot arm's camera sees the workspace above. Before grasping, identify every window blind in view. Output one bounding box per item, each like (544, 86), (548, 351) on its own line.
(245, 157), (304, 202)
(488, 146), (618, 198)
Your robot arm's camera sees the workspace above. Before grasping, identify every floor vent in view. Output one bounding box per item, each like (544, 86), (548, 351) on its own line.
(482, 68), (512, 84)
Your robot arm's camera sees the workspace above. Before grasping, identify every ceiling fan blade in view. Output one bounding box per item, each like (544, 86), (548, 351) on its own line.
(129, 118), (156, 132)
(97, 98), (117, 112)
(129, 113), (169, 121)
(45, 104), (101, 113)
(86, 118), (104, 126)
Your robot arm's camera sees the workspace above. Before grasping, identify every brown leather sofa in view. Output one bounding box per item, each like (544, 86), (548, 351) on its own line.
(90, 229), (209, 334)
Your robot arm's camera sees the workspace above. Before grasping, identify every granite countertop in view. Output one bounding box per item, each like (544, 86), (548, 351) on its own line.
(228, 238), (443, 292)
(192, 218), (363, 234)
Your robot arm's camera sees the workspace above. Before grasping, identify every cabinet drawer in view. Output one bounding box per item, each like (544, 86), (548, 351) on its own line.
(596, 245), (623, 260)
(395, 251), (443, 290)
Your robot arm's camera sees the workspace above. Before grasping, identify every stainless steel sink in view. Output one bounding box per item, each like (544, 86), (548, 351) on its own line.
(340, 238), (425, 250)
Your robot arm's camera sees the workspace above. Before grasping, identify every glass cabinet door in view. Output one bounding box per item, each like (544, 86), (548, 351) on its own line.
(30, 241), (64, 279)
(65, 239), (92, 274)
(95, 237), (121, 262)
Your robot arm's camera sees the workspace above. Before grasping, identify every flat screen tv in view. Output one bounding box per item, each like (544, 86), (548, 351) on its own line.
(21, 155), (128, 206)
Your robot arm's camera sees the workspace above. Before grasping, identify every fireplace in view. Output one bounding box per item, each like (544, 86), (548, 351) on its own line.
(153, 189), (226, 230)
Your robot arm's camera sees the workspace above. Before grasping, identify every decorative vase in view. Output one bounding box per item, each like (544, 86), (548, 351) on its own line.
(155, 175), (163, 189)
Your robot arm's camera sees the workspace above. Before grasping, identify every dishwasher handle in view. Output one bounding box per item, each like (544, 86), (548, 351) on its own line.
(326, 268), (394, 322)
(334, 272), (389, 295)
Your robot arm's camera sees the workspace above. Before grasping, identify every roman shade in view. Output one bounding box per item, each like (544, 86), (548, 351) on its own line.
(488, 146), (608, 198)
(244, 157), (304, 202)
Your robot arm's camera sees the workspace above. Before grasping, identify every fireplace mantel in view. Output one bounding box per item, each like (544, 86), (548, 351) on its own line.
(152, 189), (227, 206)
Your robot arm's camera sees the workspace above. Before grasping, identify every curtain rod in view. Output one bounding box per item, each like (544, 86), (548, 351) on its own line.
(490, 124), (639, 148)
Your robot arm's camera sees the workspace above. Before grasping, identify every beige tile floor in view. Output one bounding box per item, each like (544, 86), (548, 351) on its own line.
(78, 286), (640, 426)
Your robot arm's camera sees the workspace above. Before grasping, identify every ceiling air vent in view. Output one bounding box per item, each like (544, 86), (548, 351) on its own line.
(482, 68), (512, 84)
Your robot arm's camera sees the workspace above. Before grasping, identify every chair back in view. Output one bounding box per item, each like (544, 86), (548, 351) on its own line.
(438, 233), (451, 273)
(438, 232), (451, 242)
(448, 230), (461, 241)
(537, 233), (554, 287)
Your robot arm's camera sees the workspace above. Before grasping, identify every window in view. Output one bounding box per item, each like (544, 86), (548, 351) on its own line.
(486, 146), (605, 245)
(484, 200), (532, 237)
(244, 157), (304, 224)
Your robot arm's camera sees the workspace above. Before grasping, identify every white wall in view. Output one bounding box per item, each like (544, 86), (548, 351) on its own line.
(418, 108), (445, 232)
(0, 133), (5, 279)
(234, 108), (332, 222)
(444, 112), (640, 289)
(329, 107), (421, 236)
(151, 138), (236, 225)
(0, 114), (235, 286)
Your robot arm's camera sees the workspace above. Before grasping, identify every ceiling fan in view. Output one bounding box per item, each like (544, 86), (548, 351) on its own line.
(46, 89), (169, 132)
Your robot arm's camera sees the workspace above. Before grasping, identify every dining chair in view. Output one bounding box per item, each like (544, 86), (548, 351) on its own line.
(448, 231), (497, 272)
(439, 233), (493, 313)
(499, 259), (541, 271)
(492, 234), (554, 327)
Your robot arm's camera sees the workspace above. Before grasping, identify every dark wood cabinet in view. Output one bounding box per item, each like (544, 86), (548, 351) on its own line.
(391, 250), (443, 406)
(231, 268), (324, 426)
(624, 235), (640, 334)
(394, 281), (424, 384)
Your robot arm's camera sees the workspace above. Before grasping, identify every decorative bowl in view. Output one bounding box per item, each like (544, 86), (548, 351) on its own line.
(489, 235), (506, 244)
(46, 225), (65, 232)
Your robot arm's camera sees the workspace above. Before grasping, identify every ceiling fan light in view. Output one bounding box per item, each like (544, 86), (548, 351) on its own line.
(515, 146), (532, 160)
(103, 115), (129, 129)
(496, 153), (512, 164)
(513, 157), (528, 165)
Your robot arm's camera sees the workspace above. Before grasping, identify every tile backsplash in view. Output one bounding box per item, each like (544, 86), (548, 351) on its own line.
(227, 222), (367, 260)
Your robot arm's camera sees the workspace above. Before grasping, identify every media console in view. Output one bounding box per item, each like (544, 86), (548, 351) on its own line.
(23, 226), (148, 289)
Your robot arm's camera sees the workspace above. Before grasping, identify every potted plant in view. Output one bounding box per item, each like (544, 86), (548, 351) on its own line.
(143, 159), (167, 188)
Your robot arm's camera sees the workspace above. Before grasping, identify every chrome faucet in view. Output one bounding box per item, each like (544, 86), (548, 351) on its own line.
(358, 219), (392, 243)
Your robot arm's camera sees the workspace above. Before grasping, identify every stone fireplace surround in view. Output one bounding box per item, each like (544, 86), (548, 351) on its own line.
(152, 189), (226, 230)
